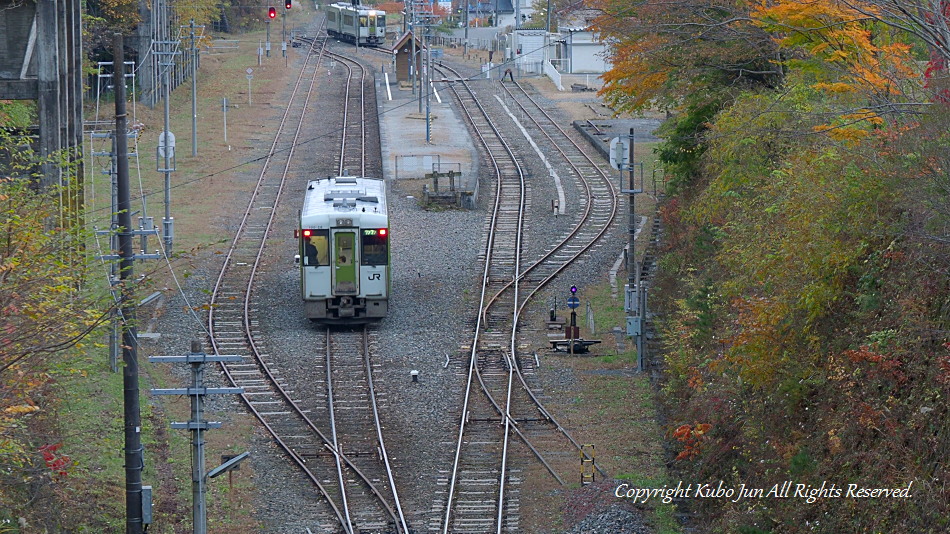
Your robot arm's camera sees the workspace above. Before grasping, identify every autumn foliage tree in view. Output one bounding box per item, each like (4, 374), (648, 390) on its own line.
(590, 0), (783, 113)
(592, 0), (950, 530)
(0, 131), (111, 524)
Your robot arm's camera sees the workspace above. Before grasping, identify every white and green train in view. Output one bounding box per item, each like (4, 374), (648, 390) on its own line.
(298, 176), (389, 322)
(324, 1), (386, 47)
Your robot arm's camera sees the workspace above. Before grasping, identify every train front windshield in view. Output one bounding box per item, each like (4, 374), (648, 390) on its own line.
(362, 13), (383, 31)
(303, 230), (329, 266)
(361, 229), (388, 265)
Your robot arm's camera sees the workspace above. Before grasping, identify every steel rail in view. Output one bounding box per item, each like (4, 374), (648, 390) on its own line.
(442, 66), (615, 472)
(322, 326), (407, 533)
(499, 79), (619, 313)
(325, 49), (368, 177)
(207, 31), (404, 531)
(362, 326), (411, 534)
(297, 36), (407, 532)
(439, 69), (528, 534)
(499, 79), (618, 478)
(206, 32), (351, 529)
(324, 328), (354, 534)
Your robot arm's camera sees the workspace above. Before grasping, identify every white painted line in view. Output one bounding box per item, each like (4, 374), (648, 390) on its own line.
(431, 82), (441, 104)
(493, 95), (566, 214)
(384, 71), (392, 101)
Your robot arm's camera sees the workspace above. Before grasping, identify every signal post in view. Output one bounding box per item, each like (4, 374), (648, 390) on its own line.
(567, 286), (580, 355)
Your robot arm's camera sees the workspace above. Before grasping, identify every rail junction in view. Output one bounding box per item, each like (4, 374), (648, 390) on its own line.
(198, 13), (637, 532)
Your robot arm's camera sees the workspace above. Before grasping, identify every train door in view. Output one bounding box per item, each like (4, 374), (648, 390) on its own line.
(332, 229), (358, 294)
(365, 14), (375, 42)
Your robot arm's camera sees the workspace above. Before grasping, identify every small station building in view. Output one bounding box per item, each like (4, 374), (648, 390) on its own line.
(391, 31), (425, 84)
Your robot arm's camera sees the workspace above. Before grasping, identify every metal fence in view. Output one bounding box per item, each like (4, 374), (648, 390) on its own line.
(394, 154), (441, 180)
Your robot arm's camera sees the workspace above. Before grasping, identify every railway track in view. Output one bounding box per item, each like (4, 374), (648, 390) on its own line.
(436, 64), (529, 534)
(206, 30), (406, 532)
(435, 64), (615, 532)
(300, 37), (383, 178)
(491, 78), (619, 312)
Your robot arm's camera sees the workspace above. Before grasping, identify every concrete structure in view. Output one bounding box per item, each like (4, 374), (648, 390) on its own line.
(377, 64), (480, 208)
(0, 0), (84, 196)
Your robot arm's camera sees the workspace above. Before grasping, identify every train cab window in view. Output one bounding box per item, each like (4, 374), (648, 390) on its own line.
(303, 230), (329, 266)
(359, 16), (367, 27)
(361, 229), (388, 265)
(336, 233), (355, 265)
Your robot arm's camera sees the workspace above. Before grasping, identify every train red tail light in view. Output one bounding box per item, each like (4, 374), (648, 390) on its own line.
(379, 228), (388, 237)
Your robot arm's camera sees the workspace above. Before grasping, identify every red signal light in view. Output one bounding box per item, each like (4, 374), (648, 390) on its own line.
(285, 0), (292, 9)
(268, 6), (276, 18)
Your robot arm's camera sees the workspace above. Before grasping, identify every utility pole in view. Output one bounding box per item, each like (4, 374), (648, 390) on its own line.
(150, 341), (244, 534)
(155, 0), (177, 254)
(222, 97), (228, 144)
(114, 34), (145, 534)
(546, 0), (552, 34)
(180, 19), (205, 157)
(189, 19), (198, 157)
(426, 21), (432, 143)
(463, 0), (469, 55)
(615, 128), (645, 370)
(410, 18), (417, 96)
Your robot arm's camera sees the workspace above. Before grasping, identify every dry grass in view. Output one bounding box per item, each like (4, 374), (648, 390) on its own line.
(82, 15), (315, 530)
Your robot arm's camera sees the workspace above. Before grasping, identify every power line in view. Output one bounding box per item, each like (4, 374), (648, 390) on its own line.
(84, 40), (559, 221)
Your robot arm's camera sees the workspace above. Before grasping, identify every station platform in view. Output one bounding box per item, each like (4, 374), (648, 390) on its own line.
(376, 69), (479, 202)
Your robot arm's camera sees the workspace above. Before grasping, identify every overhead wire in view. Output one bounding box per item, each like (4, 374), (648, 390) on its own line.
(84, 35), (558, 347)
(83, 38), (557, 222)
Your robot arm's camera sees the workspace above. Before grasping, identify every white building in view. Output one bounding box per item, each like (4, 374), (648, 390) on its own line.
(553, 3), (609, 74)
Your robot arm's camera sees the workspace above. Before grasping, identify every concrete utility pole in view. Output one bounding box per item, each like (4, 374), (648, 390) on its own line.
(546, 0), (552, 33)
(155, 0), (177, 254)
(189, 19), (198, 157)
(628, 129), (641, 369)
(410, 15), (416, 96)
(618, 128), (646, 371)
(114, 34), (145, 534)
(222, 97), (228, 143)
(426, 21), (432, 143)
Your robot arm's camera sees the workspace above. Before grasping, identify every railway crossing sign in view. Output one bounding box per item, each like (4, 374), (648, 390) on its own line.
(567, 296), (580, 309)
